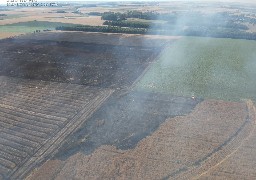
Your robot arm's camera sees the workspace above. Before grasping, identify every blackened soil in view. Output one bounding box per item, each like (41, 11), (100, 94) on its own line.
(55, 91), (202, 160)
(0, 39), (161, 88)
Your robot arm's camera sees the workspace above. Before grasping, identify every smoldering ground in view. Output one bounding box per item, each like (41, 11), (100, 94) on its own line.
(54, 90), (202, 160)
(50, 33), (203, 160)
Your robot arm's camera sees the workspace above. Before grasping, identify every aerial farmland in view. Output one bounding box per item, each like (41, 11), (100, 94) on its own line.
(0, 1), (256, 180)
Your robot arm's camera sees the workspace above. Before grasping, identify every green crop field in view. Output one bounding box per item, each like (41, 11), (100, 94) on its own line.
(136, 37), (256, 101)
(0, 21), (81, 33)
(0, 25), (50, 33)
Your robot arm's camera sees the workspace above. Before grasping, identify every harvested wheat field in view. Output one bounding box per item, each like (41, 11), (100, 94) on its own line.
(0, 7), (104, 26)
(0, 32), (23, 39)
(198, 102), (256, 180)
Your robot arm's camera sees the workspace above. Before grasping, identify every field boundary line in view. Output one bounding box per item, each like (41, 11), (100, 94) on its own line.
(129, 42), (172, 92)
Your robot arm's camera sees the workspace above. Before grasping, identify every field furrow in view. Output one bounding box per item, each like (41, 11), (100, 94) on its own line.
(0, 76), (114, 179)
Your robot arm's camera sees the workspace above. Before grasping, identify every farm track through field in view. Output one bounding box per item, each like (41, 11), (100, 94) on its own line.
(162, 100), (256, 180)
(0, 76), (114, 179)
(195, 101), (256, 179)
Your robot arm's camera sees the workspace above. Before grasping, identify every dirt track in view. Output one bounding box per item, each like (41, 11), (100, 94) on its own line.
(198, 101), (256, 179)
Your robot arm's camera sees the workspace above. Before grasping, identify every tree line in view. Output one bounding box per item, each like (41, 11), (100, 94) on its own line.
(103, 20), (151, 28)
(56, 25), (256, 40)
(99, 11), (163, 21)
(56, 25), (148, 34)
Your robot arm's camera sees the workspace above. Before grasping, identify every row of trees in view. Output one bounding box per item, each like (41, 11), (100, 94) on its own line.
(100, 11), (163, 21)
(91, 10), (256, 29)
(103, 20), (249, 31)
(56, 25), (256, 40)
(101, 12), (127, 21)
(103, 20), (151, 28)
(56, 25), (148, 34)
(95, 10), (256, 27)
(100, 11), (251, 32)
(181, 27), (256, 40)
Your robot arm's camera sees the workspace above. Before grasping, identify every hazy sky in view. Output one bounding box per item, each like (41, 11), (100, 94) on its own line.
(0, 0), (254, 5)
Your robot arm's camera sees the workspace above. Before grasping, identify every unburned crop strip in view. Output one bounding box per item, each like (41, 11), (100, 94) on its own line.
(0, 103), (67, 122)
(0, 91), (81, 113)
(0, 90), (83, 112)
(0, 111), (59, 130)
(0, 111), (56, 132)
(0, 121), (48, 139)
(0, 86), (89, 109)
(14, 84), (86, 98)
(0, 144), (28, 159)
(0, 137), (34, 155)
(0, 115), (54, 134)
(0, 157), (16, 170)
(0, 98), (74, 118)
(0, 108), (64, 126)
(0, 104), (67, 124)
(0, 131), (41, 149)
(0, 163), (12, 175)
(0, 151), (22, 166)
(0, 128), (44, 143)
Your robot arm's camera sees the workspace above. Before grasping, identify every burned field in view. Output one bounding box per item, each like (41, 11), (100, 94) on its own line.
(55, 91), (202, 159)
(1, 32), (255, 180)
(0, 33), (181, 179)
(0, 37), (162, 89)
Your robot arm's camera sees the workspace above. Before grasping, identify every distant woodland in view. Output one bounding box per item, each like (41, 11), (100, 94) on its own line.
(57, 11), (256, 40)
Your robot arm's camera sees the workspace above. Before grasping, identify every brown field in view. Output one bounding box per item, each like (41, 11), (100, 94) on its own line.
(0, 32), (24, 39)
(0, 6), (104, 39)
(198, 102), (256, 179)
(26, 99), (255, 180)
(0, 15), (104, 26)
(0, 6), (104, 27)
